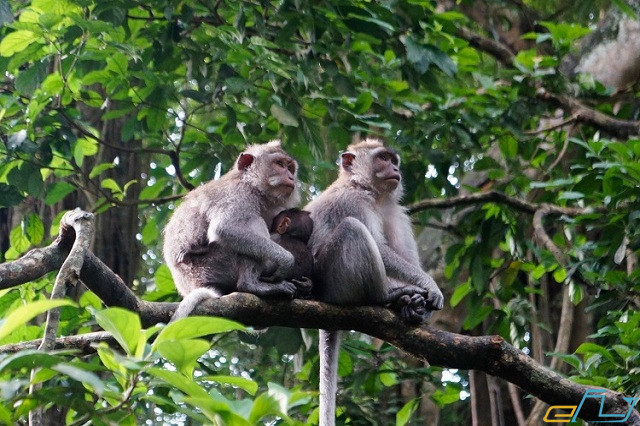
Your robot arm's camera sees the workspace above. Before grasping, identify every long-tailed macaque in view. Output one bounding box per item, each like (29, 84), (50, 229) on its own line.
(264, 208), (314, 293)
(164, 141), (308, 320)
(305, 138), (444, 425)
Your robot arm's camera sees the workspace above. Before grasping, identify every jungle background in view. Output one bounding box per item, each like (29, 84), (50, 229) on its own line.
(0, 0), (639, 424)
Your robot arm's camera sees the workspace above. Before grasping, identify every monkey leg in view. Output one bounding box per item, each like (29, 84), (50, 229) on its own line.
(316, 217), (389, 305)
(237, 261), (297, 298)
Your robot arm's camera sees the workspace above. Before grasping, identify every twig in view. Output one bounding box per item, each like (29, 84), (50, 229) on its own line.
(0, 331), (116, 354)
(546, 124), (573, 172)
(524, 114), (578, 135)
(29, 209), (95, 426)
(457, 27), (515, 67)
(406, 190), (605, 216)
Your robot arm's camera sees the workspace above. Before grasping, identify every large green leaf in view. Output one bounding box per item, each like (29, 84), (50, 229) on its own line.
(0, 30), (38, 56)
(0, 300), (76, 341)
(157, 338), (210, 377)
(94, 308), (142, 355)
(153, 316), (245, 348)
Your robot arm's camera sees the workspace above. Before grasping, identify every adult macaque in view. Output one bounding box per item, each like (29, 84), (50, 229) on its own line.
(305, 138), (444, 425)
(164, 141), (306, 320)
(264, 208), (314, 294)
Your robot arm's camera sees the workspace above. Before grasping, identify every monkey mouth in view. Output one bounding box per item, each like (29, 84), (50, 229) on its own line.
(385, 175), (401, 182)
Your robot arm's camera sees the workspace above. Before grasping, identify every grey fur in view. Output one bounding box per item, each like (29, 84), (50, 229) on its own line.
(305, 138), (444, 425)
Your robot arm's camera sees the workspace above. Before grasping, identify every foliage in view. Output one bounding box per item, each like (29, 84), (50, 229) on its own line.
(0, 304), (314, 424)
(0, 0), (638, 424)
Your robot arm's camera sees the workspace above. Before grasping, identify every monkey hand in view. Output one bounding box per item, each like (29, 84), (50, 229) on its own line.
(292, 277), (313, 299)
(259, 254), (295, 283)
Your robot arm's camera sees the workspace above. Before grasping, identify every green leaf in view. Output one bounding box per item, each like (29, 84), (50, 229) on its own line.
(0, 184), (25, 207)
(553, 268), (567, 283)
(612, 344), (636, 361)
(52, 363), (105, 395)
(74, 138), (98, 166)
(0, 350), (62, 372)
(574, 342), (615, 361)
(532, 264), (546, 279)
(0, 30), (38, 56)
(249, 393), (282, 424)
(142, 217), (160, 245)
(337, 349), (353, 377)
(101, 178), (122, 195)
(89, 162), (115, 179)
(153, 264), (175, 292)
(45, 182), (76, 205)
(353, 91), (373, 114)
(148, 367), (212, 400)
(569, 282), (583, 305)
(463, 305), (493, 330)
(203, 375), (259, 396)
(450, 281), (470, 307)
(9, 224), (31, 254)
(498, 136), (518, 159)
(41, 73), (64, 95)
(404, 36), (456, 76)
(94, 308), (141, 355)
(24, 213), (44, 245)
(379, 361), (398, 386)
(0, 300), (75, 341)
(396, 399), (419, 426)
(153, 316), (245, 348)
(270, 104), (299, 127)
(157, 338), (210, 377)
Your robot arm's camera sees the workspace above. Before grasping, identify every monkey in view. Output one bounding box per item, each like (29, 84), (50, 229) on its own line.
(304, 138), (444, 425)
(164, 140), (308, 321)
(262, 208), (314, 295)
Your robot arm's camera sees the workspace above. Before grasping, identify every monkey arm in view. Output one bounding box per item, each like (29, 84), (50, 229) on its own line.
(214, 221), (295, 277)
(378, 243), (443, 309)
(377, 244), (435, 286)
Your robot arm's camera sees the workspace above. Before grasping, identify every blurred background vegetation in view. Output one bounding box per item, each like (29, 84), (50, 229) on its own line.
(0, 0), (638, 424)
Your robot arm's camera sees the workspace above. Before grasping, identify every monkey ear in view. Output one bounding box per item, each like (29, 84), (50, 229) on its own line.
(276, 217), (291, 234)
(237, 153), (255, 171)
(340, 152), (356, 170)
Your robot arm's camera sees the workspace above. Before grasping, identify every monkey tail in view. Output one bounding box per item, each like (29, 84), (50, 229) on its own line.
(319, 329), (340, 426)
(170, 287), (221, 322)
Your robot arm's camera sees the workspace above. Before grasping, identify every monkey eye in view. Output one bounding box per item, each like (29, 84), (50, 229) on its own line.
(288, 163), (296, 173)
(378, 151), (399, 165)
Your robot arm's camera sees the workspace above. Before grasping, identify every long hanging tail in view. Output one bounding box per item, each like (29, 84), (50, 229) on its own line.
(319, 329), (341, 426)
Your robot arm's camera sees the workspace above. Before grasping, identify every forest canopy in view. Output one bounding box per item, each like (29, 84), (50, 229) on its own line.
(0, 0), (639, 425)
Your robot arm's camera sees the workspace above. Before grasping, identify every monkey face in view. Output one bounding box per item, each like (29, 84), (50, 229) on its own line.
(372, 148), (401, 191)
(267, 154), (298, 195)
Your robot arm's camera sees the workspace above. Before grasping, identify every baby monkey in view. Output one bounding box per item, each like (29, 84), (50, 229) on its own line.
(263, 208), (314, 297)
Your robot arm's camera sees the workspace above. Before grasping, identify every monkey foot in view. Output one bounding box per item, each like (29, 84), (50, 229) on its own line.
(292, 277), (313, 299)
(395, 294), (433, 324)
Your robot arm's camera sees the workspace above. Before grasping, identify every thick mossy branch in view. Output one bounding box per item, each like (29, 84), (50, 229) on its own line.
(0, 206), (638, 425)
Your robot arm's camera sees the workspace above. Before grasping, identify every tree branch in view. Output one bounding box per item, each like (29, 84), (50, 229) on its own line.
(456, 27), (515, 67)
(456, 27), (640, 138)
(406, 190), (606, 216)
(1, 210), (639, 424)
(537, 90), (640, 137)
